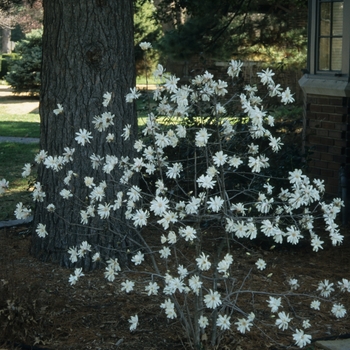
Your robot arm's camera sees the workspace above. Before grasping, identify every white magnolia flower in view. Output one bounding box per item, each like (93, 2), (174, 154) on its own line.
(102, 92), (112, 107)
(267, 296), (281, 313)
(131, 251), (145, 265)
(317, 279), (334, 298)
(338, 278), (350, 293)
(288, 278), (300, 290)
(53, 103), (63, 115)
(139, 41), (152, 50)
(255, 258), (266, 270)
(153, 63), (165, 78)
(166, 163), (183, 179)
(293, 329), (312, 348)
(92, 252), (100, 262)
(164, 75), (179, 93)
(311, 235), (324, 252)
(75, 128), (93, 146)
(229, 156), (243, 168)
(179, 226), (197, 242)
(257, 68), (275, 85)
(195, 128), (211, 147)
(0, 179), (9, 193)
(281, 87), (295, 104)
(121, 124), (131, 140)
(207, 196), (224, 213)
(212, 151), (228, 167)
(196, 252), (211, 271)
(310, 300), (321, 310)
(104, 266), (117, 282)
(97, 203), (111, 219)
(227, 60), (243, 78)
(216, 314), (231, 330)
(145, 282), (159, 296)
(235, 317), (253, 334)
(331, 303), (347, 318)
(188, 275), (202, 295)
(150, 196), (170, 216)
(121, 280), (135, 293)
(78, 241), (91, 257)
(22, 163), (31, 178)
(275, 311), (292, 331)
(197, 174), (216, 189)
(60, 189), (73, 199)
(36, 223), (48, 238)
(68, 267), (84, 285)
(126, 87), (141, 103)
(129, 314), (138, 331)
(68, 247), (78, 263)
(159, 246), (171, 259)
(198, 315), (209, 329)
(132, 209), (149, 228)
(204, 289), (222, 309)
(302, 320), (311, 329)
(160, 299), (177, 319)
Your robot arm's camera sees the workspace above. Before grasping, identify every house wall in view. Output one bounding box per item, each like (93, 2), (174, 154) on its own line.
(304, 94), (350, 195)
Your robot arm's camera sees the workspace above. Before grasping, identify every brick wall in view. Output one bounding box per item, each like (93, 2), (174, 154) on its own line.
(304, 94), (350, 195)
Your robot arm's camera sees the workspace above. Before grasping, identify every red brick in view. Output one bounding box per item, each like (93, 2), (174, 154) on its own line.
(321, 168), (335, 177)
(316, 129), (329, 137)
(329, 114), (345, 122)
(321, 121), (335, 130)
(328, 161), (341, 170)
(334, 123), (347, 131)
(334, 106), (348, 114)
(307, 167), (321, 176)
(317, 97), (330, 105)
(309, 105), (323, 113)
(312, 160), (329, 169)
(328, 130), (343, 138)
(321, 106), (335, 113)
(307, 135), (322, 144)
(326, 185), (338, 196)
(309, 120), (322, 128)
(320, 153), (334, 162)
(332, 154), (347, 163)
(327, 146), (343, 154)
(329, 97), (343, 105)
(334, 139), (347, 147)
(308, 144), (329, 152)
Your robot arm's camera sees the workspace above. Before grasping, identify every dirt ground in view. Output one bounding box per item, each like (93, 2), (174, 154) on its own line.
(1, 223), (350, 350)
(0, 85), (39, 115)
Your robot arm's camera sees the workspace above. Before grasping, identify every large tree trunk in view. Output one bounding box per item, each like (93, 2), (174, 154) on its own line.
(31, 0), (137, 269)
(1, 27), (11, 53)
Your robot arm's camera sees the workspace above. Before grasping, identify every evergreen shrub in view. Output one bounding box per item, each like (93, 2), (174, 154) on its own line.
(5, 29), (42, 95)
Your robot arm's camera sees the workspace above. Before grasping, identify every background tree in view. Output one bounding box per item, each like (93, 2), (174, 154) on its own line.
(0, 0), (42, 53)
(28, 0), (137, 268)
(155, 0), (308, 66)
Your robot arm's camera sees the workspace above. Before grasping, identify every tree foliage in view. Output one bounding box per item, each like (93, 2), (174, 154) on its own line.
(155, 0), (308, 65)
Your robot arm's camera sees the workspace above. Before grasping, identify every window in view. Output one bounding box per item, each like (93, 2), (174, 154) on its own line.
(318, 1), (343, 71)
(299, 0), (350, 96)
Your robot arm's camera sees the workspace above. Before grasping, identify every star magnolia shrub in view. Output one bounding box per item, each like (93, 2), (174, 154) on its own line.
(12, 47), (349, 348)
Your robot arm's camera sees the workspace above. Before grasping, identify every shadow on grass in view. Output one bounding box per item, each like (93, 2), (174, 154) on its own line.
(0, 121), (40, 138)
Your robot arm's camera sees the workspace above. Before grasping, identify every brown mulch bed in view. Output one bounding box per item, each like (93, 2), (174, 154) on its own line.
(1, 224), (350, 350)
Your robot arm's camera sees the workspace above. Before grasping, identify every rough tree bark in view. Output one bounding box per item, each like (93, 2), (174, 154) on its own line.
(1, 27), (11, 53)
(31, 0), (137, 269)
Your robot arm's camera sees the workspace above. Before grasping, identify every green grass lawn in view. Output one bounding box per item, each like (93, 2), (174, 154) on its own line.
(0, 112), (40, 138)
